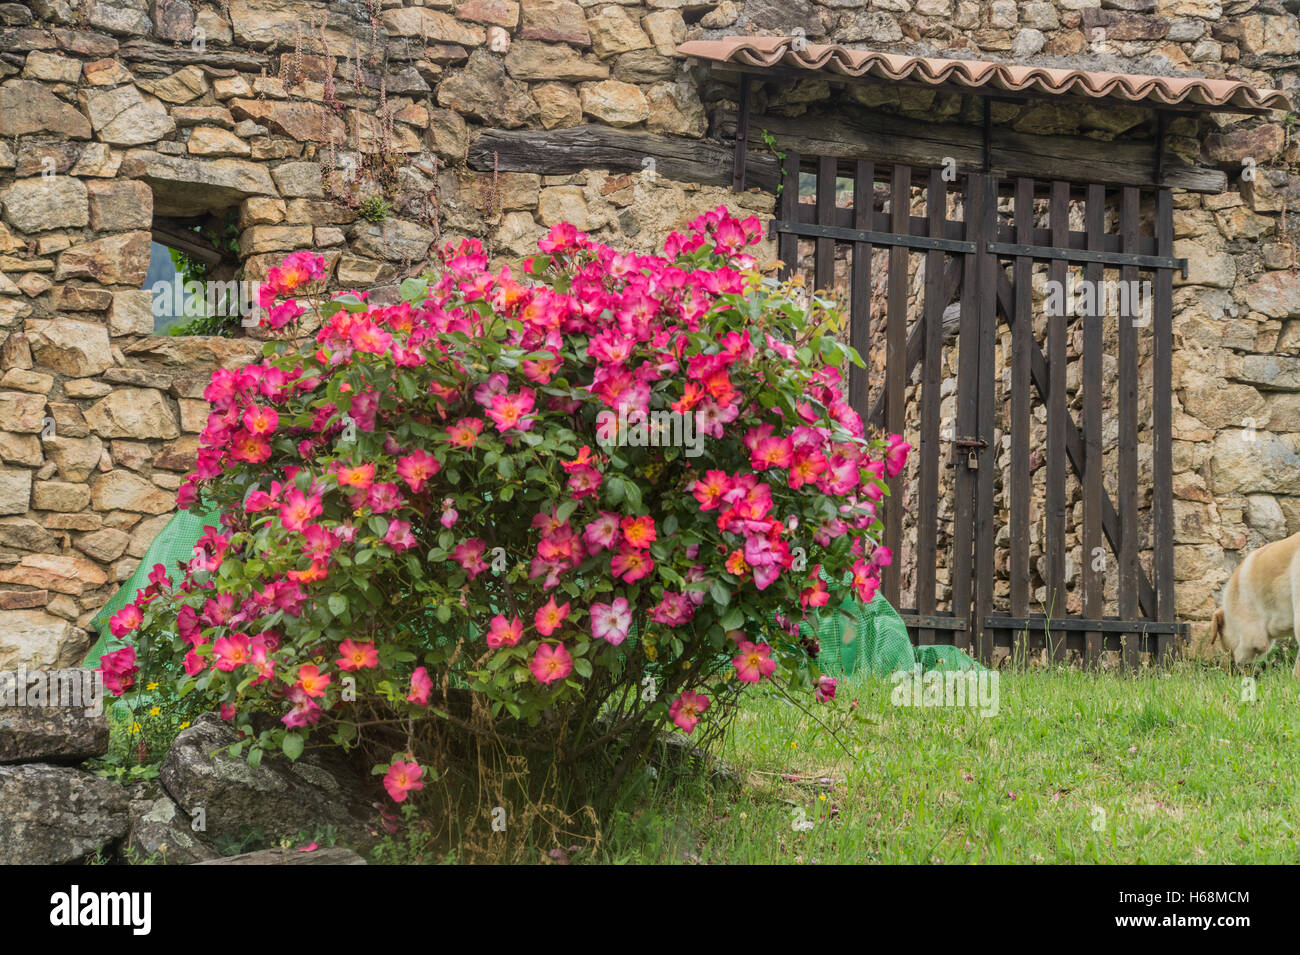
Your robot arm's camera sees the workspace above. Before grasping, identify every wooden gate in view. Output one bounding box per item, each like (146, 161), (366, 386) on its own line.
(773, 154), (1190, 666)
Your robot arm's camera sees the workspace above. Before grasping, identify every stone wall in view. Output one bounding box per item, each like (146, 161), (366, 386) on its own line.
(0, 0), (1296, 668)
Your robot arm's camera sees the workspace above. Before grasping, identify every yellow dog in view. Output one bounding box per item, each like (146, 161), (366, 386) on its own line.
(1210, 531), (1300, 676)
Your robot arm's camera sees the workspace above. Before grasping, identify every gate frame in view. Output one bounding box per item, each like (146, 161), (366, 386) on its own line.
(772, 157), (1192, 666)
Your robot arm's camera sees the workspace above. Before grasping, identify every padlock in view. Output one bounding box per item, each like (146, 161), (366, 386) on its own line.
(967, 451), (978, 470)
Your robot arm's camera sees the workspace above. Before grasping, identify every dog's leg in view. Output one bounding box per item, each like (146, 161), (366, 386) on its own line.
(1292, 565), (1300, 680)
(1293, 610), (1300, 680)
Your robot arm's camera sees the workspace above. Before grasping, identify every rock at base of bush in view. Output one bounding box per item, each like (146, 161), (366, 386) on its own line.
(194, 846), (367, 865)
(0, 763), (128, 864)
(127, 794), (220, 864)
(0, 701), (109, 765)
(159, 713), (377, 846)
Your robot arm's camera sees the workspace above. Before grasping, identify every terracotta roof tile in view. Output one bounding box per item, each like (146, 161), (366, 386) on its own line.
(677, 36), (1291, 112)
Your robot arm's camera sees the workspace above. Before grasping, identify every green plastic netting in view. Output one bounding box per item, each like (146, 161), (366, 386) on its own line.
(808, 588), (981, 677)
(84, 506), (222, 667)
(85, 510), (982, 679)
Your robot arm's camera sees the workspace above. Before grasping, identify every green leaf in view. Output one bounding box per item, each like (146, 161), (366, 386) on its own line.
(334, 293), (368, 313)
(328, 593), (348, 617)
(721, 607), (744, 631)
(399, 276), (429, 302)
(282, 732), (304, 761)
(624, 481), (642, 509)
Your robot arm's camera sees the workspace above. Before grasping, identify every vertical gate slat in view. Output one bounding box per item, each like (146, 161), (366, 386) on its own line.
(973, 173), (998, 666)
(732, 76), (751, 194)
(951, 173), (982, 654)
(1082, 183), (1106, 669)
(916, 168), (946, 646)
(1045, 181), (1069, 662)
(1118, 186), (1141, 668)
(815, 156), (837, 295)
(1010, 178), (1033, 662)
(883, 163), (911, 608)
(778, 150), (800, 281)
(849, 162), (874, 420)
(1153, 188), (1176, 662)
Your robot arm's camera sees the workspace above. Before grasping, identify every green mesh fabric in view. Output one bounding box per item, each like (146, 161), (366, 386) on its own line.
(808, 577), (983, 677)
(83, 507), (222, 666)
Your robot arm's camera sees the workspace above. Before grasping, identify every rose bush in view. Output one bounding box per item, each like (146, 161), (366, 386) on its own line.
(103, 207), (907, 804)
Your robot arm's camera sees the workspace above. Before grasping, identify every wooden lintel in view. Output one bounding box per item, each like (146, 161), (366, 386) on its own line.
(151, 220), (223, 269)
(468, 125), (780, 192)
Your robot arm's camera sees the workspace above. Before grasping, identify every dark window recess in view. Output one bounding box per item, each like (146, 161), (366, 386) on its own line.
(143, 213), (245, 337)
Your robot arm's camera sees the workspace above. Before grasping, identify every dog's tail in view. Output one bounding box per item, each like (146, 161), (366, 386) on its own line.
(1206, 608), (1226, 655)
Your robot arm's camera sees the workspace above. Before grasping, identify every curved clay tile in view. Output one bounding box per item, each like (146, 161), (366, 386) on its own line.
(677, 36), (1291, 112)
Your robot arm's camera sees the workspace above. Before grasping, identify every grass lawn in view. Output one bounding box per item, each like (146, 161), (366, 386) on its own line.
(604, 658), (1300, 864)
